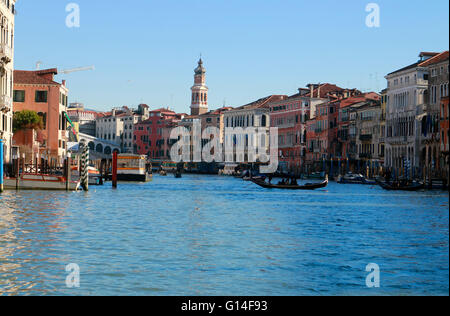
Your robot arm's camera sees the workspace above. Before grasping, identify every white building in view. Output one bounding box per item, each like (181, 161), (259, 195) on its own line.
(385, 52), (436, 172)
(223, 95), (287, 163)
(96, 104), (149, 153)
(0, 0), (16, 164)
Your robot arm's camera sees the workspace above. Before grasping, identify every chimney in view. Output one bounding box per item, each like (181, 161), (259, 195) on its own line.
(62, 80), (66, 87)
(317, 84), (321, 98)
(310, 85), (314, 97)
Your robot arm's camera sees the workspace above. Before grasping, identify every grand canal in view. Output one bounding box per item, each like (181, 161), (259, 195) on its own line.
(0, 175), (448, 296)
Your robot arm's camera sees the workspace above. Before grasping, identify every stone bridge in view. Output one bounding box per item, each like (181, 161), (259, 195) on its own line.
(78, 133), (121, 158)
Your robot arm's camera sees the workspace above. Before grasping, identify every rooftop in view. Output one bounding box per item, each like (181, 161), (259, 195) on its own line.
(14, 68), (61, 86)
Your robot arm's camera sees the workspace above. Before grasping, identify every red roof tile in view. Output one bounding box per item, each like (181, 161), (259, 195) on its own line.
(419, 51), (449, 67)
(14, 69), (61, 86)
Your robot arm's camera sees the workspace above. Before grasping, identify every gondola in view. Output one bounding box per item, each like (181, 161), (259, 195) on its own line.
(243, 176), (266, 182)
(337, 173), (377, 185)
(377, 180), (425, 191)
(251, 177), (328, 190)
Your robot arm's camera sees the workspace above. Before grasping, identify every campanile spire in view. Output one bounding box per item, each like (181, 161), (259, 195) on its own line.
(190, 58), (209, 116)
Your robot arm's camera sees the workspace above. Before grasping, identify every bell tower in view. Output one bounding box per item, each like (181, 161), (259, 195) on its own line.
(190, 58), (209, 116)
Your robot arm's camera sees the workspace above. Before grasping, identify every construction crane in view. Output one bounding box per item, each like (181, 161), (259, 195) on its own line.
(60, 65), (95, 75)
(35, 62), (95, 74)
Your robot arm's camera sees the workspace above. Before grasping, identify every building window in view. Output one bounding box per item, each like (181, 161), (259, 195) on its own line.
(13, 90), (25, 102)
(35, 91), (48, 103)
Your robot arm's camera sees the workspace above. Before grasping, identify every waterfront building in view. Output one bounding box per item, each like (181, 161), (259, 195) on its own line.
(354, 97), (385, 172)
(197, 107), (232, 145)
(133, 108), (183, 159)
(13, 68), (69, 162)
(379, 88), (388, 161)
(67, 103), (100, 138)
(267, 85), (331, 173)
(419, 51), (449, 178)
(96, 104), (149, 153)
(302, 85), (362, 171)
(385, 52), (438, 174)
(440, 96), (449, 184)
(223, 95), (287, 163)
(305, 119), (319, 170)
(0, 0), (16, 164)
(190, 58), (209, 116)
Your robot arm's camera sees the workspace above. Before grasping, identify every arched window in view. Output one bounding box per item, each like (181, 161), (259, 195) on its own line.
(261, 115), (267, 127)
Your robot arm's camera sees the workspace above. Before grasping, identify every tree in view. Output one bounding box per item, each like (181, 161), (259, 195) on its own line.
(13, 110), (44, 133)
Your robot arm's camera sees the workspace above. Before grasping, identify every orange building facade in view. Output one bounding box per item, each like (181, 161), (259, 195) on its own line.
(13, 68), (69, 162)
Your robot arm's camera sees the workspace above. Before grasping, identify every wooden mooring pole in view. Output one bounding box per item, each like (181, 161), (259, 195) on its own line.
(15, 158), (20, 190)
(64, 158), (71, 191)
(112, 151), (118, 189)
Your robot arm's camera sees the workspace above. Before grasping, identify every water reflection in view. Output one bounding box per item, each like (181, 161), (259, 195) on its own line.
(0, 192), (71, 295)
(0, 176), (449, 296)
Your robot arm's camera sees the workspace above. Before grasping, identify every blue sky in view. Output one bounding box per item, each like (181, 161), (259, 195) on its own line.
(14, 0), (449, 113)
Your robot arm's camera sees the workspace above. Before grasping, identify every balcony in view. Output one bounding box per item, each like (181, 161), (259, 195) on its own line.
(359, 134), (373, 142)
(415, 78), (428, 86)
(0, 95), (12, 113)
(0, 42), (12, 59)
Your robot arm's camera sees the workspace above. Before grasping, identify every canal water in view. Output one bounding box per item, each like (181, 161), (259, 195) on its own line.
(0, 175), (448, 296)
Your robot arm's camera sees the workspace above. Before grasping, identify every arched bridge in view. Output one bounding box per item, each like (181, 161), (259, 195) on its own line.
(78, 133), (121, 158)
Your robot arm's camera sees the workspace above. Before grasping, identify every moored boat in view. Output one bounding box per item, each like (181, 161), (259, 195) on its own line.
(117, 154), (152, 182)
(377, 180), (425, 191)
(337, 173), (377, 185)
(71, 166), (102, 185)
(3, 174), (80, 191)
(161, 161), (178, 173)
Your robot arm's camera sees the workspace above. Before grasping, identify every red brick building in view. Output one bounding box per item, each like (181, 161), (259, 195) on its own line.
(338, 93), (381, 157)
(269, 83), (356, 173)
(134, 108), (183, 159)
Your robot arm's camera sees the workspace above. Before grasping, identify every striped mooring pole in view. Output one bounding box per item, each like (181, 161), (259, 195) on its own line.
(80, 142), (89, 191)
(0, 138), (4, 193)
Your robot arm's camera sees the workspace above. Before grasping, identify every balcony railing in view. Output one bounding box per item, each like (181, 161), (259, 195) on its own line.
(0, 95), (12, 112)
